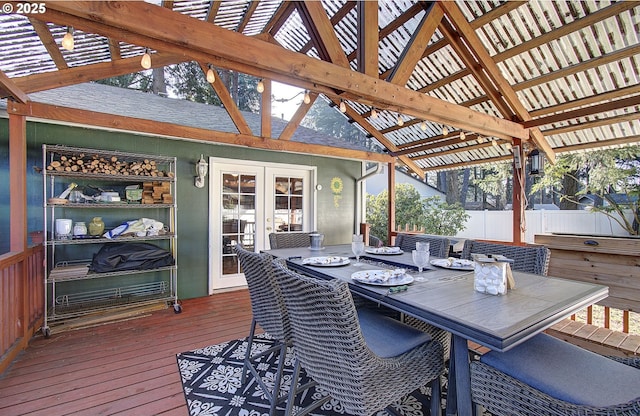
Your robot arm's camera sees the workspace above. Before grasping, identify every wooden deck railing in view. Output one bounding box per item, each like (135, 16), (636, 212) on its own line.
(0, 245), (44, 374)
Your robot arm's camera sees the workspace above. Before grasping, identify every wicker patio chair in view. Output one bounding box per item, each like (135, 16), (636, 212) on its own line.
(268, 232), (313, 249)
(271, 259), (445, 416)
(460, 239), (551, 275)
(470, 333), (640, 416)
(234, 245), (291, 415)
(395, 233), (450, 258)
(369, 234), (384, 248)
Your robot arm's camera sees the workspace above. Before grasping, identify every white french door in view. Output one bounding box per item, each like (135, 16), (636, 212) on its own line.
(208, 158), (315, 292)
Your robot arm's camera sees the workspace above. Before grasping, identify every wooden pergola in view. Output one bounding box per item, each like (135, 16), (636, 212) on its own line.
(2, 0), (639, 245)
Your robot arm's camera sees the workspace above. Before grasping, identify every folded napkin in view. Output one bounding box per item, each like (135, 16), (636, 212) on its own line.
(361, 268), (406, 283)
(371, 246), (402, 254)
(302, 256), (346, 265)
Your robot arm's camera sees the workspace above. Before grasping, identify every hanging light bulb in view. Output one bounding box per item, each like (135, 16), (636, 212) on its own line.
(460, 131), (466, 141)
(339, 100), (347, 113)
(256, 79), (265, 93)
(206, 65), (216, 83)
(303, 90), (311, 104)
(140, 48), (151, 69)
(62, 27), (74, 51)
(477, 137), (484, 144)
(420, 121), (427, 131)
(371, 108), (378, 119)
(397, 115), (404, 126)
(492, 139), (498, 147)
(442, 126), (449, 136)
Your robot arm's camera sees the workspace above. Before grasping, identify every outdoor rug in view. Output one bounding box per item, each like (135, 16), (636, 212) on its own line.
(177, 334), (452, 416)
(176, 333), (489, 416)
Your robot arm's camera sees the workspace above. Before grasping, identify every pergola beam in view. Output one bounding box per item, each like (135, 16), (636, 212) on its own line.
(7, 100), (393, 164)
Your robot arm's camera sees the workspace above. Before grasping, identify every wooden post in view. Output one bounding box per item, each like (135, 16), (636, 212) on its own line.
(359, 223), (370, 246)
(387, 161), (395, 246)
(512, 138), (524, 244)
(9, 110), (27, 252)
(260, 79), (272, 138)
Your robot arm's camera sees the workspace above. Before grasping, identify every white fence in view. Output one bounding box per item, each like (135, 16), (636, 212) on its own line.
(457, 210), (634, 243)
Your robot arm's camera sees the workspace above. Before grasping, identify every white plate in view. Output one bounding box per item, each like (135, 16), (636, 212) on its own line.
(430, 258), (475, 271)
(351, 270), (414, 286)
(302, 256), (350, 267)
(365, 247), (403, 255)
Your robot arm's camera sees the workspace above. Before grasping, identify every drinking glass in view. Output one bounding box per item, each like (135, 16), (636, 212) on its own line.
(412, 249), (429, 280)
(352, 241), (365, 266)
(416, 241), (430, 254)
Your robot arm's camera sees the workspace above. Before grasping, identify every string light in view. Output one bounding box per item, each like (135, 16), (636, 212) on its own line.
(371, 108), (378, 119)
(339, 100), (346, 113)
(62, 26), (74, 51)
(491, 139), (498, 147)
(303, 90), (311, 104)
(460, 131), (466, 141)
(420, 121), (427, 131)
(397, 115), (404, 126)
(140, 48), (151, 69)
(442, 126), (449, 136)
(256, 79), (265, 93)
(206, 65), (216, 83)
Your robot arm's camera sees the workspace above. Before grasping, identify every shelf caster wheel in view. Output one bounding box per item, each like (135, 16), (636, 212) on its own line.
(42, 327), (51, 338)
(174, 304), (182, 314)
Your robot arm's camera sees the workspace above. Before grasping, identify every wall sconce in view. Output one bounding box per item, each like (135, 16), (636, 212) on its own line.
(194, 154), (208, 188)
(528, 149), (543, 176)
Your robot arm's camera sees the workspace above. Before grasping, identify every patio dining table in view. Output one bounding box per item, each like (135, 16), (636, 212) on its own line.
(264, 244), (609, 415)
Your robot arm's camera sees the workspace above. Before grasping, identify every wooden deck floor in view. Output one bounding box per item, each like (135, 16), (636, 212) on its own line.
(0, 290), (254, 416)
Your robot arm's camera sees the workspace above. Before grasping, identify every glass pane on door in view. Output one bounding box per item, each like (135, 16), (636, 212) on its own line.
(221, 173), (256, 275)
(273, 176), (304, 233)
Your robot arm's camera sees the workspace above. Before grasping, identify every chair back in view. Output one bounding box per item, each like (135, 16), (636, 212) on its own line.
(395, 233), (450, 258)
(272, 260), (385, 414)
(369, 234), (383, 248)
(268, 232), (313, 249)
(461, 240), (551, 275)
(234, 245), (290, 341)
(272, 259), (445, 416)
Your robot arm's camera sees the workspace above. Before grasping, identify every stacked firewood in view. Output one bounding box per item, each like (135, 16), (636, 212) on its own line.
(46, 153), (174, 178)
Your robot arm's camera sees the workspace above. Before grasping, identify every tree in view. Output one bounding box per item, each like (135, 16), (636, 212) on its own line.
(95, 72), (154, 91)
(366, 183), (469, 242)
(472, 163), (512, 210)
(532, 146), (640, 235)
(301, 97), (378, 151)
(96, 63), (261, 112)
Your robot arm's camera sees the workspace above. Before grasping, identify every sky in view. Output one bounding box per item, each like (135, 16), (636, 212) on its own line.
(271, 82), (305, 121)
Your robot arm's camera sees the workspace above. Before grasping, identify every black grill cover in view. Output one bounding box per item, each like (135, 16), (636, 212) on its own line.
(89, 243), (174, 273)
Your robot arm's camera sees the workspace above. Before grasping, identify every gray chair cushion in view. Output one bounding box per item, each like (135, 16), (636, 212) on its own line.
(480, 333), (640, 408)
(357, 308), (432, 358)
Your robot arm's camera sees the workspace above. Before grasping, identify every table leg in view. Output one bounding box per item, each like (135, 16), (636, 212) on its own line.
(446, 334), (472, 416)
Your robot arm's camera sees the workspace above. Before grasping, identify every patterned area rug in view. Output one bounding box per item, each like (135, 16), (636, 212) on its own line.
(176, 333), (449, 416)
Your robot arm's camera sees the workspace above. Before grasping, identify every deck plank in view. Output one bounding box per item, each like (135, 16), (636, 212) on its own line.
(0, 291), (254, 416)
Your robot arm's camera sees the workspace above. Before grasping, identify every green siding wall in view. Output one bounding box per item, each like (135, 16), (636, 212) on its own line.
(1, 118), (362, 299)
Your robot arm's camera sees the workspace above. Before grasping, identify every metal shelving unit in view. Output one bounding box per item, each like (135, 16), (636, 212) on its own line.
(42, 145), (179, 337)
